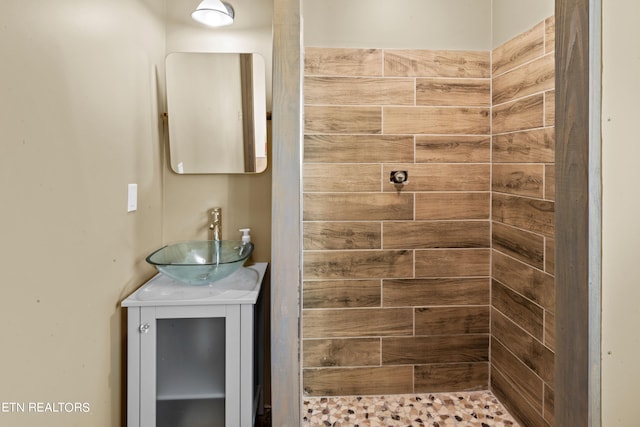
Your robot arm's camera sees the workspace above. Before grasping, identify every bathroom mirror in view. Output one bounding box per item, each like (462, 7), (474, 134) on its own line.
(165, 52), (267, 174)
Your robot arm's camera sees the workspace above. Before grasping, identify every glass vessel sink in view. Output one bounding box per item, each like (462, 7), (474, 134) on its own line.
(146, 240), (254, 285)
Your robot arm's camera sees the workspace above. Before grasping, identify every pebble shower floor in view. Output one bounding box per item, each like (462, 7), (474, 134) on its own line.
(302, 391), (520, 427)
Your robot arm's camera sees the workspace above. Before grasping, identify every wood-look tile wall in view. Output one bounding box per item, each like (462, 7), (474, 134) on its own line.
(491, 17), (555, 427)
(302, 48), (492, 396)
(301, 20), (556, 426)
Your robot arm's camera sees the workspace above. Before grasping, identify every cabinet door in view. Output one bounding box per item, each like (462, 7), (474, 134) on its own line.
(136, 305), (241, 427)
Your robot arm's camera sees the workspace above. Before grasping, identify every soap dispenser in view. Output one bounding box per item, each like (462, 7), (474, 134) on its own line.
(239, 228), (253, 264)
(239, 228), (251, 244)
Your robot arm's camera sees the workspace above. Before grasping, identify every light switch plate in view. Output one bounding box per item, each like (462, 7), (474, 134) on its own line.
(127, 183), (137, 212)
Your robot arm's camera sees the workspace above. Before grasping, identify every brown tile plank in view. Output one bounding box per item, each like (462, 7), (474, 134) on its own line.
(303, 164), (381, 193)
(545, 16), (555, 54)
(492, 54), (554, 105)
(416, 78), (490, 106)
(415, 249), (490, 277)
(492, 308), (554, 385)
(305, 76), (414, 105)
(491, 365), (549, 427)
(302, 308), (413, 338)
(492, 250), (555, 312)
(415, 135), (490, 163)
(304, 47), (382, 76)
(303, 279), (381, 309)
(545, 163), (555, 201)
(491, 338), (544, 413)
(415, 306), (489, 335)
(384, 106), (490, 135)
(492, 163), (545, 198)
(382, 335), (489, 364)
(384, 221), (490, 249)
(303, 193), (413, 221)
(383, 278), (489, 307)
(303, 222), (381, 251)
(492, 94), (544, 134)
(545, 90), (555, 126)
(414, 363), (488, 392)
(544, 384), (555, 425)
(493, 21), (545, 76)
(303, 338), (380, 367)
(492, 221), (545, 269)
(305, 105), (381, 134)
(492, 193), (555, 238)
(493, 279), (544, 340)
(304, 134), (414, 163)
(384, 50), (490, 78)
(492, 128), (555, 163)
(303, 250), (413, 280)
(382, 164), (490, 192)
(545, 237), (555, 275)
(416, 192), (490, 220)
(544, 310), (556, 351)
(303, 366), (413, 396)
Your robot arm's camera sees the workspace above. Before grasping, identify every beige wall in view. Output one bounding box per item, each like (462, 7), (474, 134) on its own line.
(303, 0), (492, 50)
(0, 0), (165, 425)
(601, 0), (640, 424)
(303, 0), (555, 50)
(0, 0), (273, 425)
(492, 0), (554, 47)
(163, 0), (273, 263)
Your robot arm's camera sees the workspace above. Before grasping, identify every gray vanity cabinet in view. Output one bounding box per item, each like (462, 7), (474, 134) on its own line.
(122, 263), (267, 427)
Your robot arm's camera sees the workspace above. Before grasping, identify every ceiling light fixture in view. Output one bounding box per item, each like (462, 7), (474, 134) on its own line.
(192, 0), (235, 27)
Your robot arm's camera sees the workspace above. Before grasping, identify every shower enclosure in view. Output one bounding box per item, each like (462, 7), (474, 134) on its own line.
(271, 0), (599, 425)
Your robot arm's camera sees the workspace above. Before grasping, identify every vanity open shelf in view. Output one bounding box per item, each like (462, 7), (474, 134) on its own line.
(122, 262), (267, 427)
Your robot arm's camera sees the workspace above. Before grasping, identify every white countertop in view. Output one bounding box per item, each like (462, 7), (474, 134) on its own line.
(122, 262), (267, 307)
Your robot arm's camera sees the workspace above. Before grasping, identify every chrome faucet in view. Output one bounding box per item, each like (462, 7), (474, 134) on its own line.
(208, 208), (222, 241)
